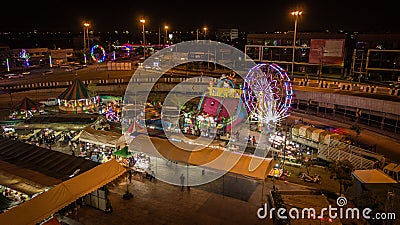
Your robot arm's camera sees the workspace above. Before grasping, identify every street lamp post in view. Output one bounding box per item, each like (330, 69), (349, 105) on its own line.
(140, 19), (146, 58)
(319, 47), (325, 80)
(291, 10), (302, 78)
(164, 25), (169, 47)
(203, 27), (208, 40)
(393, 61), (396, 81)
(83, 22), (90, 50)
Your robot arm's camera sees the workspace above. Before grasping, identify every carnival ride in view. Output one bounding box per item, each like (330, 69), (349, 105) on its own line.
(91, 45), (106, 63)
(57, 78), (99, 114)
(197, 75), (248, 133)
(241, 63), (294, 159)
(195, 63), (293, 138)
(242, 63), (293, 124)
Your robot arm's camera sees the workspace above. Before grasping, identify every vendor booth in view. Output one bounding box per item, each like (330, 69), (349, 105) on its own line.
(9, 97), (43, 120)
(78, 126), (121, 148)
(57, 78), (99, 114)
(0, 160), (127, 225)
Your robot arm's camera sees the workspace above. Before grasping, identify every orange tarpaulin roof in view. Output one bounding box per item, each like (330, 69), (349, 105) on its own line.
(0, 160), (127, 225)
(167, 147), (193, 163)
(129, 136), (275, 180)
(188, 148), (214, 165)
(42, 216), (61, 225)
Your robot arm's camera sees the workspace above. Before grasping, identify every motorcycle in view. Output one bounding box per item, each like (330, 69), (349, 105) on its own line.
(300, 173), (321, 184)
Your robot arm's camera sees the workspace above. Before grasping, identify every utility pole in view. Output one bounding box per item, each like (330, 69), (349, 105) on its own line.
(291, 10), (302, 78)
(158, 26), (161, 46)
(282, 118), (288, 172)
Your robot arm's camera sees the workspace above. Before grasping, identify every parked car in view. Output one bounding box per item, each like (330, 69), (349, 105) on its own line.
(42, 70), (54, 75)
(3, 73), (16, 78)
(39, 98), (58, 106)
(8, 74), (24, 79)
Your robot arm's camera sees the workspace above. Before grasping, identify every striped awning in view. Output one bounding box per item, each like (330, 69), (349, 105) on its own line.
(57, 79), (90, 101)
(15, 97), (41, 111)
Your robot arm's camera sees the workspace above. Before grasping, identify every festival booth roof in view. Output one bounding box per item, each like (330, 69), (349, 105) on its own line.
(0, 160), (58, 196)
(57, 78), (90, 101)
(128, 135), (275, 180)
(113, 146), (133, 158)
(13, 114), (100, 131)
(0, 137), (100, 195)
(14, 97), (41, 111)
(0, 159), (127, 225)
(78, 126), (122, 148)
(352, 169), (398, 184)
(384, 163), (400, 173)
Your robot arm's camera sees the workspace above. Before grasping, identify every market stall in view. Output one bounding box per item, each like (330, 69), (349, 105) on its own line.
(78, 126), (121, 148)
(9, 97), (43, 120)
(99, 95), (122, 123)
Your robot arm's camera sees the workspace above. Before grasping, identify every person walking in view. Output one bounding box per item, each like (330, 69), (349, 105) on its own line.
(128, 170), (133, 184)
(180, 173), (185, 191)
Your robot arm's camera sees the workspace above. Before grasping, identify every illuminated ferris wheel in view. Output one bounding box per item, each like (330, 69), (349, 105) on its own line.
(242, 63), (293, 124)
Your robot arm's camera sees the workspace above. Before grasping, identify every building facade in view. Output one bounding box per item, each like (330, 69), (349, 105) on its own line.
(246, 32), (400, 82)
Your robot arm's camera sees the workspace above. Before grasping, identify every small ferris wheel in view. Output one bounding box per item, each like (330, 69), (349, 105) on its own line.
(242, 63), (294, 124)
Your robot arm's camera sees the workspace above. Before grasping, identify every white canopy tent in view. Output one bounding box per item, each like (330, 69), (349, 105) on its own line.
(78, 126), (122, 148)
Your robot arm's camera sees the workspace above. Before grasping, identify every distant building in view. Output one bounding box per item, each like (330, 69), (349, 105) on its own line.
(49, 48), (74, 65)
(246, 32), (349, 77)
(216, 29), (239, 43)
(0, 43), (11, 62)
(350, 33), (400, 82)
(246, 31), (400, 81)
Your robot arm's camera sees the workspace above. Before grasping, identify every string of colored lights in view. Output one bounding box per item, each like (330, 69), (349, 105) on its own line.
(90, 44), (106, 63)
(242, 63), (293, 123)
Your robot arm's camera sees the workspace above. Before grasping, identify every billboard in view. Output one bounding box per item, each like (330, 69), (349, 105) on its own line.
(308, 39), (345, 66)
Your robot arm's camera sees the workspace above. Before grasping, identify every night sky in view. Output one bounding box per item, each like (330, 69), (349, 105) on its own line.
(1, 0), (399, 33)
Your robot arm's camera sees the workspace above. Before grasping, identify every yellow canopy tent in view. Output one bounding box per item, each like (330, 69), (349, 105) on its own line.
(129, 136), (275, 180)
(0, 160), (127, 225)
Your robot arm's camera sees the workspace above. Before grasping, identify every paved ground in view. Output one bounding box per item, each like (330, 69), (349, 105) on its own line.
(73, 174), (309, 225)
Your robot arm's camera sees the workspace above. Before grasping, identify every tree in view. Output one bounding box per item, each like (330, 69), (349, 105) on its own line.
(86, 83), (98, 98)
(350, 124), (362, 138)
(304, 160), (312, 175)
(329, 159), (354, 196)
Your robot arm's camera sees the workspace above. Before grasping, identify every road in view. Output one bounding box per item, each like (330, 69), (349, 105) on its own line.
(0, 63), (133, 86)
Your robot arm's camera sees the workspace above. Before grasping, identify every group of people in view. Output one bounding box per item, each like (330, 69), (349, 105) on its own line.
(0, 185), (30, 209)
(100, 100), (122, 123)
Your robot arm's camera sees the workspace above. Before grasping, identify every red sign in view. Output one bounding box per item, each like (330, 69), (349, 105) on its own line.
(308, 39), (345, 66)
